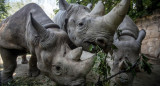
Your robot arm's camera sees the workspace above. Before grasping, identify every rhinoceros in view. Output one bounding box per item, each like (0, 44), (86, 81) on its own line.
(54, 0), (130, 52)
(0, 3), (95, 85)
(21, 54), (28, 64)
(108, 15), (146, 86)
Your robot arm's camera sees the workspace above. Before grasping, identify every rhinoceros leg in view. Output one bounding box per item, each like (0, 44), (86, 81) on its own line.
(0, 48), (18, 83)
(28, 55), (40, 77)
(21, 54), (28, 64)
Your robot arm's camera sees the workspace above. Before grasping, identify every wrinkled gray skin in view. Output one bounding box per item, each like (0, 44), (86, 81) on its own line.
(0, 3), (94, 86)
(54, 0), (130, 52)
(109, 15), (146, 86)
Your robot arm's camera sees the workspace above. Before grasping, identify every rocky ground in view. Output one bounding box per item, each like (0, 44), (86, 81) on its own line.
(0, 55), (160, 86)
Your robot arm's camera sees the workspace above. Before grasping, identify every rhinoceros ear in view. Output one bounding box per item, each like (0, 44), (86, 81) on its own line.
(87, 3), (92, 10)
(26, 13), (48, 45)
(90, 1), (105, 16)
(28, 13), (55, 48)
(136, 29), (146, 44)
(59, 0), (70, 10)
(30, 13), (48, 38)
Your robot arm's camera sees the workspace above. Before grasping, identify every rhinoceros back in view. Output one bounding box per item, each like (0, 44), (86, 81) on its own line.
(53, 10), (67, 30)
(0, 3), (55, 50)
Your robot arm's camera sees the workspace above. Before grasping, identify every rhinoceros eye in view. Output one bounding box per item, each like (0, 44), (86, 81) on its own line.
(78, 22), (84, 27)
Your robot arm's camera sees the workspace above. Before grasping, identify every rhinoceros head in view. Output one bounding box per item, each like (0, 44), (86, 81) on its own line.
(111, 16), (146, 86)
(54, 0), (130, 52)
(26, 13), (95, 86)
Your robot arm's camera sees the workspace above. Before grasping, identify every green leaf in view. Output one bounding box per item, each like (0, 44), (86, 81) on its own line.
(139, 54), (153, 74)
(89, 44), (94, 51)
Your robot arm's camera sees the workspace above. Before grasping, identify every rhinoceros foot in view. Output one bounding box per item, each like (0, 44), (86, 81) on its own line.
(1, 72), (13, 84)
(28, 55), (40, 77)
(21, 60), (28, 64)
(21, 55), (28, 64)
(28, 68), (40, 77)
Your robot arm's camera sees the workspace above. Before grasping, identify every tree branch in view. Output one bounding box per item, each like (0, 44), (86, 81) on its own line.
(104, 58), (140, 82)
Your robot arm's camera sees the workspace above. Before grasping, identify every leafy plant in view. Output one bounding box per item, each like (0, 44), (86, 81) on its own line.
(66, 0), (160, 21)
(2, 77), (42, 86)
(0, 0), (10, 21)
(89, 45), (116, 86)
(139, 54), (152, 74)
(89, 44), (152, 86)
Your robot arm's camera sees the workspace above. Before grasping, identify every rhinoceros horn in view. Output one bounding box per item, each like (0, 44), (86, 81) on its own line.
(103, 0), (130, 32)
(59, 0), (70, 10)
(80, 56), (95, 75)
(67, 47), (95, 75)
(90, 1), (105, 16)
(136, 29), (146, 45)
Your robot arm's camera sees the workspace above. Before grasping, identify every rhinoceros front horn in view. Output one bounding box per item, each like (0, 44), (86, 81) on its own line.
(90, 1), (105, 16)
(80, 53), (95, 75)
(103, 0), (130, 32)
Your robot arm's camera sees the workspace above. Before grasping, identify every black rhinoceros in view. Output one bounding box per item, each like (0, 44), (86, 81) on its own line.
(0, 3), (95, 86)
(54, 0), (130, 52)
(108, 15), (146, 86)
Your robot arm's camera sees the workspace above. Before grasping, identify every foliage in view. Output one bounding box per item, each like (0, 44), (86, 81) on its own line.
(66, 0), (160, 20)
(53, 9), (59, 14)
(2, 77), (42, 86)
(0, 0), (10, 21)
(1, 76), (54, 86)
(89, 44), (152, 86)
(89, 45), (111, 86)
(139, 54), (152, 74)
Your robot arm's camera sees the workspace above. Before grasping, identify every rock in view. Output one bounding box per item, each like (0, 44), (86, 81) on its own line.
(136, 13), (160, 58)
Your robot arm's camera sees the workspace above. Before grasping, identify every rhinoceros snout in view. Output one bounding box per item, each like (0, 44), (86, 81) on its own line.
(115, 73), (129, 84)
(96, 37), (108, 47)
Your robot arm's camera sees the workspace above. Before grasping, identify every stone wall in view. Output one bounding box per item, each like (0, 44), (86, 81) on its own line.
(136, 10), (160, 58)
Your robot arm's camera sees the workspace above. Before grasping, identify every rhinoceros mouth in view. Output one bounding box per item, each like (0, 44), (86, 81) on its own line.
(115, 73), (130, 84)
(83, 40), (109, 53)
(83, 41), (97, 52)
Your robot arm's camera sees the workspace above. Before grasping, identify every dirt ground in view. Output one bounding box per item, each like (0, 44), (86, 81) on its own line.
(0, 55), (160, 86)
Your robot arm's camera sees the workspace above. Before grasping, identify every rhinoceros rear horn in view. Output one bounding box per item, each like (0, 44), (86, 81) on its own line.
(90, 1), (105, 16)
(136, 29), (146, 44)
(103, 0), (130, 32)
(59, 0), (70, 10)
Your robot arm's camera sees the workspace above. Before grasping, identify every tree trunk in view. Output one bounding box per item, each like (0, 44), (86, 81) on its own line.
(136, 0), (143, 12)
